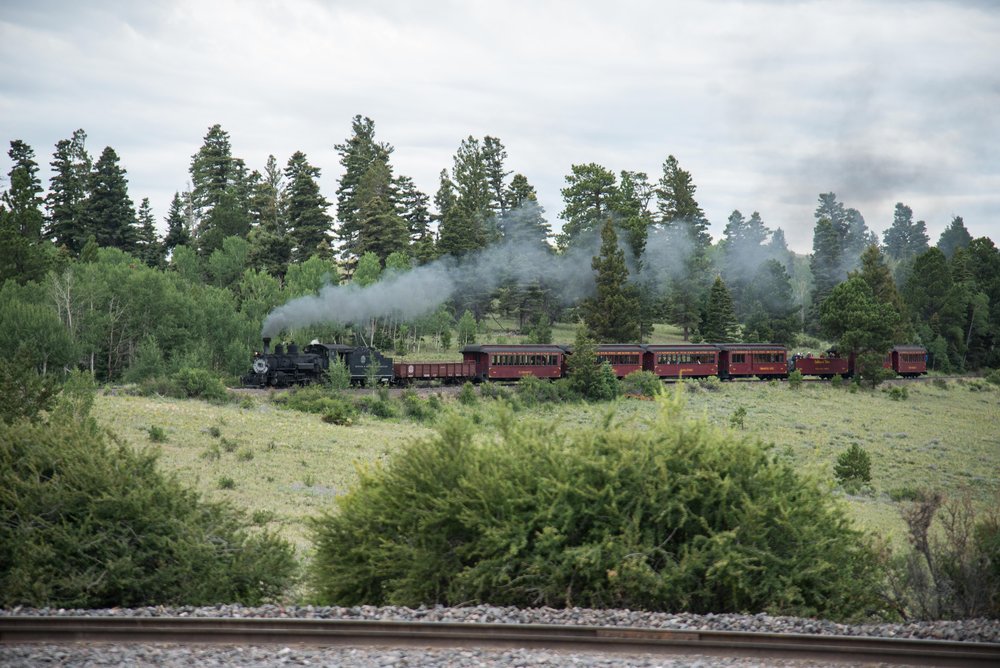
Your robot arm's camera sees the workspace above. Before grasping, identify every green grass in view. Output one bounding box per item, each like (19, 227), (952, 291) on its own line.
(92, 393), (435, 554)
(92, 378), (999, 558)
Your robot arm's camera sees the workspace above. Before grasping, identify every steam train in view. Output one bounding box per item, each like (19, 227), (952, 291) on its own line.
(242, 337), (927, 388)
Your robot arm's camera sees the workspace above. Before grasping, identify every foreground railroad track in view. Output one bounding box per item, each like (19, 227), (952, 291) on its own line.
(2, 616), (998, 666)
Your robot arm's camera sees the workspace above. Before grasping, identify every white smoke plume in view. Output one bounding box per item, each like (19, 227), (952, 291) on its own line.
(261, 208), (693, 338)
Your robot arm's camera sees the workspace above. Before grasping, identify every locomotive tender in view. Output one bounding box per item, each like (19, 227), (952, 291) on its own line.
(243, 338), (927, 388)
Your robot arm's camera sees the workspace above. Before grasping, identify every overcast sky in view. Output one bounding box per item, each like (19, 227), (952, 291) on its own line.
(2, 0), (998, 253)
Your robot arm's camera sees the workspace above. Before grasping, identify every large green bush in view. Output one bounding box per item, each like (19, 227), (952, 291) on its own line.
(0, 382), (297, 608)
(309, 390), (884, 620)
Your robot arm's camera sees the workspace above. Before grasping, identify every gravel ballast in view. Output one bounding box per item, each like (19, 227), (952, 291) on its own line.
(2, 604), (998, 667)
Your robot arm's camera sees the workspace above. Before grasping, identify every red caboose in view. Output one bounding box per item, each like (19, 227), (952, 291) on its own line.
(643, 344), (720, 379)
(461, 344), (568, 381)
(717, 343), (788, 380)
(596, 344), (646, 378)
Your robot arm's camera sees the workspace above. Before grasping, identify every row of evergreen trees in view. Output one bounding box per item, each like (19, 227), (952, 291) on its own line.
(2, 118), (999, 378)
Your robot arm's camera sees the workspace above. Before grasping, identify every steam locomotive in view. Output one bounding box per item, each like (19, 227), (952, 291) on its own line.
(242, 338), (927, 388)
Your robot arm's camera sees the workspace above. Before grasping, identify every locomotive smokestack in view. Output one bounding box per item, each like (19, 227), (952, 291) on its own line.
(263, 337), (271, 355)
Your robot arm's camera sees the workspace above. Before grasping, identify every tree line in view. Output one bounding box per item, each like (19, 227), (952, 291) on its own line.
(1, 117), (998, 382)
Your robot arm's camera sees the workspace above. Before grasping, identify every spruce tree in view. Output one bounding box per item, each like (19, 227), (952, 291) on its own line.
(246, 156), (291, 279)
(937, 216), (973, 259)
(883, 202), (930, 263)
(284, 151), (333, 262)
(334, 115), (394, 261)
(45, 129), (92, 254)
(702, 276), (740, 342)
(162, 192), (191, 255)
(85, 146), (137, 253)
(854, 244), (908, 341)
(581, 219), (640, 342)
(806, 218), (843, 334)
(134, 197), (162, 267)
(354, 159), (408, 264)
(0, 140), (49, 284)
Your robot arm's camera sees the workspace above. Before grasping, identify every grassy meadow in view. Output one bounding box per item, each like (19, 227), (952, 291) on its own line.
(92, 377), (1000, 562)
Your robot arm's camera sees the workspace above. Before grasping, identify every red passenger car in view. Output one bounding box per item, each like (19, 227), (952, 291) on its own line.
(643, 344), (720, 379)
(596, 344), (646, 378)
(889, 345), (928, 377)
(717, 343), (788, 380)
(461, 344), (568, 381)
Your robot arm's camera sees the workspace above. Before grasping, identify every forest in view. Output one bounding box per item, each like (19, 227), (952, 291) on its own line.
(1, 116), (998, 385)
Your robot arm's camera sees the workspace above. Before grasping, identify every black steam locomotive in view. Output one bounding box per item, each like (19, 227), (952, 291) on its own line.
(241, 337), (393, 388)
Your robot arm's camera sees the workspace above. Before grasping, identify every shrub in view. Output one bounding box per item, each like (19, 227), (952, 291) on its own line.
(621, 370), (661, 398)
(321, 398), (357, 425)
(169, 367), (229, 402)
(148, 425), (168, 442)
(698, 376), (722, 392)
(933, 378), (949, 390)
(0, 415), (296, 608)
(729, 406), (747, 430)
(358, 395), (396, 418)
(0, 356), (59, 425)
(834, 443), (872, 487)
(884, 491), (1000, 619)
(309, 390), (884, 620)
(787, 369), (804, 390)
(986, 369), (1000, 386)
(218, 476), (236, 489)
(478, 381), (509, 401)
(886, 386), (909, 401)
(458, 381), (477, 406)
(400, 390), (438, 422)
(236, 447), (254, 462)
(831, 374), (844, 389)
(516, 375), (566, 406)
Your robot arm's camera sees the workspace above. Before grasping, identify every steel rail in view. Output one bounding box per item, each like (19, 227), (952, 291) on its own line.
(2, 616), (998, 666)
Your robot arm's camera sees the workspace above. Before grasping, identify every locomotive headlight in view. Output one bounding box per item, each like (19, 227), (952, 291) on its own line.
(252, 358), (269, 374)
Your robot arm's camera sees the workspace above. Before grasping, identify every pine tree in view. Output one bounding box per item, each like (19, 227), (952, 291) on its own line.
(503, 174), (550, 247)
(702, 276), (740, 342)
(84, 146), (136, 253)
(334, 115), (395, 261)
(45, 129), (91, 254)
(655, 155), (712, 341)
(189, 124), (250, 254)
(937, 216), (973, 259)
(482, 136), (511, 216)
(1, 140), (49, 284)
(394, 175), (432, 251)
(806, 218), (843, 334)
(557, 163), (618, 250)
(854, 244), (908, 341)
(581, 219), (640, 342)
(284, 151), (333, 262)
(436, 169), (478, 257)
(743, 259), (801, 345)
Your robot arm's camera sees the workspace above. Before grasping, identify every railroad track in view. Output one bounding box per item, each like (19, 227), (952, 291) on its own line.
(2, 616), (998, 666)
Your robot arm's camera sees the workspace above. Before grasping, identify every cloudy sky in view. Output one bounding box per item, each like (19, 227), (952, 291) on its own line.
(2, 0), (998, 252)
